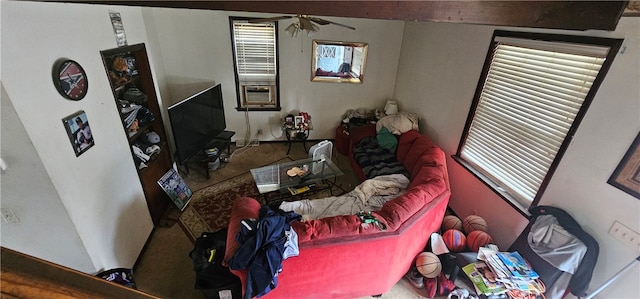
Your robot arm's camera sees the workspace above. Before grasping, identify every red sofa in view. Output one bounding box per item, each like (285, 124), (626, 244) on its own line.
(224, 128), (451, 298)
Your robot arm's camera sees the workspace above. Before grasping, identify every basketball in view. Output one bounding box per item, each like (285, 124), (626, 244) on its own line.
(441, 215), (463, 232)
(442, 229), (466, 252)
(463, 215), (488, 234)
(467, 230), (494, 252)
(415, 252), (442, 278)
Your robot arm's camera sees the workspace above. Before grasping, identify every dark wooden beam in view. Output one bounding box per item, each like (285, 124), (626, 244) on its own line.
(1, 247), (158, 298)
(39, 0), (627, 31)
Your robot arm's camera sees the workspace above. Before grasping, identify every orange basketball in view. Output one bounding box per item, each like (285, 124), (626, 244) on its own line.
(441, 215), (463, 232)
(463, 215), (488, 234)
(467, 230), (493, 252)
(415, 252), (442, 278)
(442, 229), (466, 252)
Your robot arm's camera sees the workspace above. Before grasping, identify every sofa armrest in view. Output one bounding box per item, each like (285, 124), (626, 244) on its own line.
(224, 196), (261, 265)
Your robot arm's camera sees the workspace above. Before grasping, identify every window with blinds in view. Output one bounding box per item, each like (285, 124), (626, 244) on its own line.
(455, 31), (622, 211)
(230, 18), (280, 110)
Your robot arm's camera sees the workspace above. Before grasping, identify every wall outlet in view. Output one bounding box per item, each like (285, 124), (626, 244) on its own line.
(256, 129), (263, 136)
(608, 221), (640, 252)
(1, 208), (19, 223)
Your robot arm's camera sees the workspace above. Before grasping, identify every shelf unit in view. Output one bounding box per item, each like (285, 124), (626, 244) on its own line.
(100, 43), (172, 226)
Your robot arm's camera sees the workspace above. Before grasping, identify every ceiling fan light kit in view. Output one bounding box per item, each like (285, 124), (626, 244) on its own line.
(285, 23), (299, 37)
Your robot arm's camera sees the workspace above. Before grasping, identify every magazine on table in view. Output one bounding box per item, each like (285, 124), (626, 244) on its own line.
(157, 165), (193, 210)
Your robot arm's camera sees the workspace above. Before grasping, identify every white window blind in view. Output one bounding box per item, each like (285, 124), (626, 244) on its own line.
(233, 21), (276, 82)
(460, 37), (608, 205)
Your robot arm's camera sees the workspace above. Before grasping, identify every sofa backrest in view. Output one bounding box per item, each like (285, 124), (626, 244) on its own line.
(291, 130), (450, 245)
(396, 130), (450, 191)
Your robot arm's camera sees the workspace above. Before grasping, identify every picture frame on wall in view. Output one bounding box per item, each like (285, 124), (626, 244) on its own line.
(62, 110), (95, 157)
(608, 132), (640, 199)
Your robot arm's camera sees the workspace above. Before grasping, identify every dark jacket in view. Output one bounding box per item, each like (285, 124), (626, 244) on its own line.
(510, 205), (599, 297)
(228, 207), (300, 299)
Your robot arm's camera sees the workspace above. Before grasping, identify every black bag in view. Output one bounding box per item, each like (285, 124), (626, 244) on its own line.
(189, 229), (242, 299)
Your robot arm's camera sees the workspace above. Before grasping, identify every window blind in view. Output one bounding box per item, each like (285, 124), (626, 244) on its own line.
(460, 38), (608, 204)
(233, 22), (276, 82)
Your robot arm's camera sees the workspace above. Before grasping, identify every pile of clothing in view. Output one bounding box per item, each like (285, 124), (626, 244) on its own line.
(227, 207), (301, 299)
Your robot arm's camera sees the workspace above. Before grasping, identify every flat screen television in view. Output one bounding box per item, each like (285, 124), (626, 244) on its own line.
(168, 84), (226, 165)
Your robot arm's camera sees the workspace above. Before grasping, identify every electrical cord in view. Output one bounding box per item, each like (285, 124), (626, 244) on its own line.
(228, 106), (253, 161)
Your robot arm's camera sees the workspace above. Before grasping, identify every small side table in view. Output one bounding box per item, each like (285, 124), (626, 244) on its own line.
(183, 130), (235, 179)
(283, 128), (310, 155)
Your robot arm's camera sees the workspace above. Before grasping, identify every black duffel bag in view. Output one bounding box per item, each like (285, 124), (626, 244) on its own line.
(189, 229), (242, 299)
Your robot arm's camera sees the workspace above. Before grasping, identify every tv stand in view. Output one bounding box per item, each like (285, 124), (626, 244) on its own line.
(182, 130), (235, 179)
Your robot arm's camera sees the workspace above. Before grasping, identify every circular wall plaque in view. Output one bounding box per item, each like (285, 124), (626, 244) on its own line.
(53, 59), (88, 101)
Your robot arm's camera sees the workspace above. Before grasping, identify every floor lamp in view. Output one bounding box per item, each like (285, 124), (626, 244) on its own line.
(582, 255), (640, 299)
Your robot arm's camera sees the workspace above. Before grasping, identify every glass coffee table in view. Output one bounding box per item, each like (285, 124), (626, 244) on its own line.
(250, 157), (344, 201)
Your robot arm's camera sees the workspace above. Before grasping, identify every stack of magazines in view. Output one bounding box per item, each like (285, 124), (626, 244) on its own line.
(462, 251), (545, 297)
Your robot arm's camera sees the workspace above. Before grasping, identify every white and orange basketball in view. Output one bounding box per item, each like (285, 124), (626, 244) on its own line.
(415, 252), (442, 278)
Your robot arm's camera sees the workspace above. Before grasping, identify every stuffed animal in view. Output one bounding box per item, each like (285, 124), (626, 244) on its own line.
(109, 56), (131, 85)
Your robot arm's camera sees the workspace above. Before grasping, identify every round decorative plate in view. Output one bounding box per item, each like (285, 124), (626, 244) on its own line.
(53, 59), (88, 101)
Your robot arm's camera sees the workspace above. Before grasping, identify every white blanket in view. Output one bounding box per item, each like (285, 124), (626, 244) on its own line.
(279, 174), (409, 221)
(376, 111), (419, 135)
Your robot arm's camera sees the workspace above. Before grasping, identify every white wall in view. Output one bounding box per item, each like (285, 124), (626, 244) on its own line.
(1, 85), (94, 271)
(394, 18), (640, 299)
(146, 8), (404, 144)
(1, 1), (154, 272)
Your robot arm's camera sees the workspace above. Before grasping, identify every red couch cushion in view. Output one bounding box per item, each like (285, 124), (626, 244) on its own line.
(376, 187), (427, 231)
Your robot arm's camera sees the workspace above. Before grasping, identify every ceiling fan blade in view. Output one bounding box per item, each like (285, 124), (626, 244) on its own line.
(326, 20), (357, 30)
(307, 16), (356, 30)
(248, 16), (292, 23)
(307, 17), (331, 26)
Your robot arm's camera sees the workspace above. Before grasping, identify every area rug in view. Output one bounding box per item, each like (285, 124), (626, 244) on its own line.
(178, 158), (347, 242)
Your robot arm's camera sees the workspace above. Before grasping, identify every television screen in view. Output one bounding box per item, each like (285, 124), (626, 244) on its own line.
(168, 84), (226, 165)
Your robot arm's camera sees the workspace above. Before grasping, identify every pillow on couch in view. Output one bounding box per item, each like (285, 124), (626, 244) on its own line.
(376, 126), (398, 152)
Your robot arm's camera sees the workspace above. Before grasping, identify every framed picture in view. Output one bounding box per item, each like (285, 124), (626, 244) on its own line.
(608, 132), (640, 199)
(158, 167), (192, 211)
(294, 116), (305, 129)
(284, 114), (294, 128)
(62, 110), (95, 157)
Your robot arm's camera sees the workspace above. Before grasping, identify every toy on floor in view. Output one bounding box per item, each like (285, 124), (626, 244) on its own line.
(443, 229), (466, 252)
(416, 252), (442, 278)
(466, 230), (494, 252)
(442, 215), (463, 232)
(462, 215), (488, 234)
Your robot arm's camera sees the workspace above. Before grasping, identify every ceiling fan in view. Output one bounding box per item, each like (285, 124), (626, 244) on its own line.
(249, 15), (356, 37)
